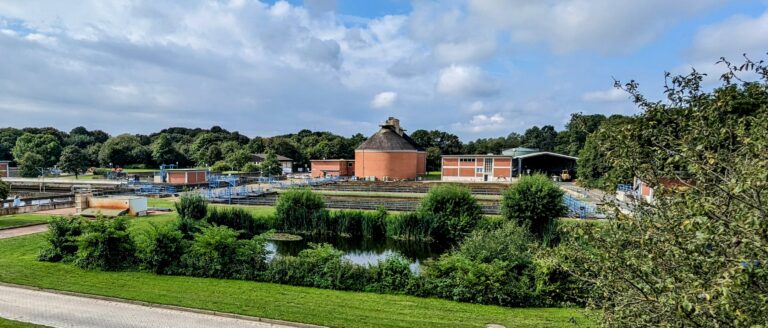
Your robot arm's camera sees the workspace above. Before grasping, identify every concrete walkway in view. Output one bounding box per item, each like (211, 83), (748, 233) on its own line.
(0, 285), (304, 328)
(0, 224), (48, 239)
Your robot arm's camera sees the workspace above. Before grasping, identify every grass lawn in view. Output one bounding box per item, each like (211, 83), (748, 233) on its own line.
(424, 171), (441, 181)
(0, 318), (44, 328)
(0, 214), (49, 229)
(0, 215), (592, 328)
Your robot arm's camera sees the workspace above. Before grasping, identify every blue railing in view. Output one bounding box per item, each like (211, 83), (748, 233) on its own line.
(563, 194), (598, 218)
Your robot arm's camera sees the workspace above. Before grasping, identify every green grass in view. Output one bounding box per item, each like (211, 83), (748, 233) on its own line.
(0, 215), (592, 328)
(424, 171), (441, 181)
(0, 318), (44, 328)
(0, 214), (49, 229)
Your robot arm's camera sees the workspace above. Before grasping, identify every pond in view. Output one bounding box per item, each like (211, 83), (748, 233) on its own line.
(266, 235), (448, 272)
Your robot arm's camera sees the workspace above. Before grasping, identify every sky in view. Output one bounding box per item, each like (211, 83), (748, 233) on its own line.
(0, 0), (767, 141)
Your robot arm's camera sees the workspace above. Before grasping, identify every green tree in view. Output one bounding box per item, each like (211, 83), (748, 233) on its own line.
(0, 128), (23, 161)
(419, 184), (482, 242)
(554, 113), (608, 156)
(576, 115), (635, 189)
(18, 152), (46, 177)
(566, 58), (768, 326)
(12, 133), (62, 167)
(225, 149), (252, 172)
(501, 174), (566, 240)
(151, 134), (180, 165)
(98, 134), (142, 167)
(58, 146), (88, 179)
(260, 151), (283, 176)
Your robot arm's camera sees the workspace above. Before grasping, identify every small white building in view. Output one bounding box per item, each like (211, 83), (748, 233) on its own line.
(253, 153), (293, 175)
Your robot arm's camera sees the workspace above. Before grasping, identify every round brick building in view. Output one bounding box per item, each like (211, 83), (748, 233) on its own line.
(355, 117), (427, 181)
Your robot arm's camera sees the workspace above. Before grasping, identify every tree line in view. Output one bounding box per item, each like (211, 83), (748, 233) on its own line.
(1, 112), (620, 177)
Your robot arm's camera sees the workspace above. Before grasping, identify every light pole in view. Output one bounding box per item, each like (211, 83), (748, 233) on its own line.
(37, 167), (48, 193)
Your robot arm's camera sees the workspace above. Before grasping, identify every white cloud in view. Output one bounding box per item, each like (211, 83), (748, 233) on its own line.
(581, 88), (627, 103)
(467, 0), (725, 54)
(371, 91), (397, 108)
(467, 101), (485, 113)
(437, 65), (499, 97)
(452, 113), (506, 132)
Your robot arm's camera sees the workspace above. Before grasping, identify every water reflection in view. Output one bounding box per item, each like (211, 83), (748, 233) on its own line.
(266, 235), (447, 271)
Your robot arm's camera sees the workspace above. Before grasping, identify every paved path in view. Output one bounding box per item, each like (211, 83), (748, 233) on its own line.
(0, 285), (302, 328)
(0, 224), (48, 239)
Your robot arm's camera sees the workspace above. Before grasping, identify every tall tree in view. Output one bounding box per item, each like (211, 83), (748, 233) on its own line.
(98, 134), (142, 167)
(18, 152), (45, 177)
(151, 134), (181, 165)
(58, 146), (88, 179)
(259, 150), (283, 176)
(12, 133), (62, 167)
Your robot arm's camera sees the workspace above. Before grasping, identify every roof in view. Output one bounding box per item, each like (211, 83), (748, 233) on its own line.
(310, 159), (354, 162)
(442, 155), (514, 158)
(356, 127), (423, 151)
(253, 153), (293, 161)
(501, 147), (539, 157)
(513, 151), (578, 160)
(166, 168), (207, 172)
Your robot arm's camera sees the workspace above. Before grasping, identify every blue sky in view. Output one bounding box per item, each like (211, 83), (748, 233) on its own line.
(0, 0), (766, 141)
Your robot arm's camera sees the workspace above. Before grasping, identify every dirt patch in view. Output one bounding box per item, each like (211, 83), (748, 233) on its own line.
(0, 224), (48, 239)
(33, 207), (78, 216)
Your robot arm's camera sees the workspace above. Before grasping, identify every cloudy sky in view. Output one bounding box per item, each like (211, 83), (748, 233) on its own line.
(0, 0), (766, 140)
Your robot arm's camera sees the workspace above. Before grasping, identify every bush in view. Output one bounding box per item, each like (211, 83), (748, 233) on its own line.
(420, 222), (543, 306)
(135, 223), (186, 274)
(0, 179), (9, 200)
(274, 188), (327, 233)
(241, 162), (260, 173)
(386, 212), (435, 241)
(74, 217), (137, 271)
(206, 207), (270, 238)
(366, 256), (414, 294)
(38, 216), (85, 262)
(501, 175), (566, 238)
(181, 226), (269, 280)
(330, 209), (387, 239)
(266, 243), (369, 290)
(419, 184), (482, 242)
(175, 194), (208, 238)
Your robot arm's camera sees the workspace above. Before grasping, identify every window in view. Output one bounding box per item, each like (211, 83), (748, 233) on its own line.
(348, 162), (353, 167)
(459, 158), (475, 163)
(475, 167), (483, 173)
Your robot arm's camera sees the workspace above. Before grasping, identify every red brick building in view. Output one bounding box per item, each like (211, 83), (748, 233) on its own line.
(0, 161), (9, 178)
(156, 168), (208, 185)
(310, 159), (355, 178)
(354, 117), (427, 181)
(441, 150), (577, 182)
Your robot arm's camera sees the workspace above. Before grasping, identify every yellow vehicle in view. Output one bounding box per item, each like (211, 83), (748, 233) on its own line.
(560, 170), (572, 182)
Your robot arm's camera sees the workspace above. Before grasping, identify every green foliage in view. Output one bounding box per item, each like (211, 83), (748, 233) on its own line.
(241, 162), (260, 173)
(274, 188), (326, 233)
(150, 134), (181, 165)
(12, 133), (62, 167)
(502, 175), (566, 238)
(266, 243), (369, 291)
(18, 152), (46, 177)
(206, 207), (271, 238)
(38, 216), (85, 262)
(0, 127), (23, 161)
(385, 212), (435, 241)
(366, 256), (414, 294)
(181, 226), (269, 280)
(0, 179), (9, 200)
(419, 184), (482, 242)
(576, 115), (636, 189)
(58, 145), (88, 178)
(98, 134), (144, 167)
(174, 194), (208, 238)
(209, 160), (230, 172)
(259, 150), (283, 176)
(566, 59), (768, 327)
(74, 217), (137, 271)
(225, 149), (253, 172)
(135, 223), (186, 274)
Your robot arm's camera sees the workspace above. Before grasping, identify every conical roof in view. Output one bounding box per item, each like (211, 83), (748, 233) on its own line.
(356, 117), (423, 151)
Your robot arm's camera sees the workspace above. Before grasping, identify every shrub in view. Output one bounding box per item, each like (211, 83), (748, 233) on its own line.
(175, 194), (208, 221)
(206, 207), (270, 238)
(330, 209), (387, 239)
(274, 188), (326, 233)
(420, 222), (543, 306)
(38, 216), (85, 262)
(419, 184), (482, 242)
(266, 243), (369, 290)
(74, 217), (137, 270)
(366, 256), (414, 294)
(181, 226), (269, 280)
(501, 174), (566, 238)
(175, 193), (208, 238)
(135, 223), (185, 274)
(362, 207), (388, 240)
(386, 212), (435, 241)
(241, 162), (260, 173)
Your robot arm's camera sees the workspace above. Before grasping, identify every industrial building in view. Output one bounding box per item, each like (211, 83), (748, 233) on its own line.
(354, 117), (427, 181)
(310, 159), (355, 178)
(0, 161), (9, 178)
(154, 168), (208, 185)
(253, 153), (293, 175)
(441, 148), (577, 182)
